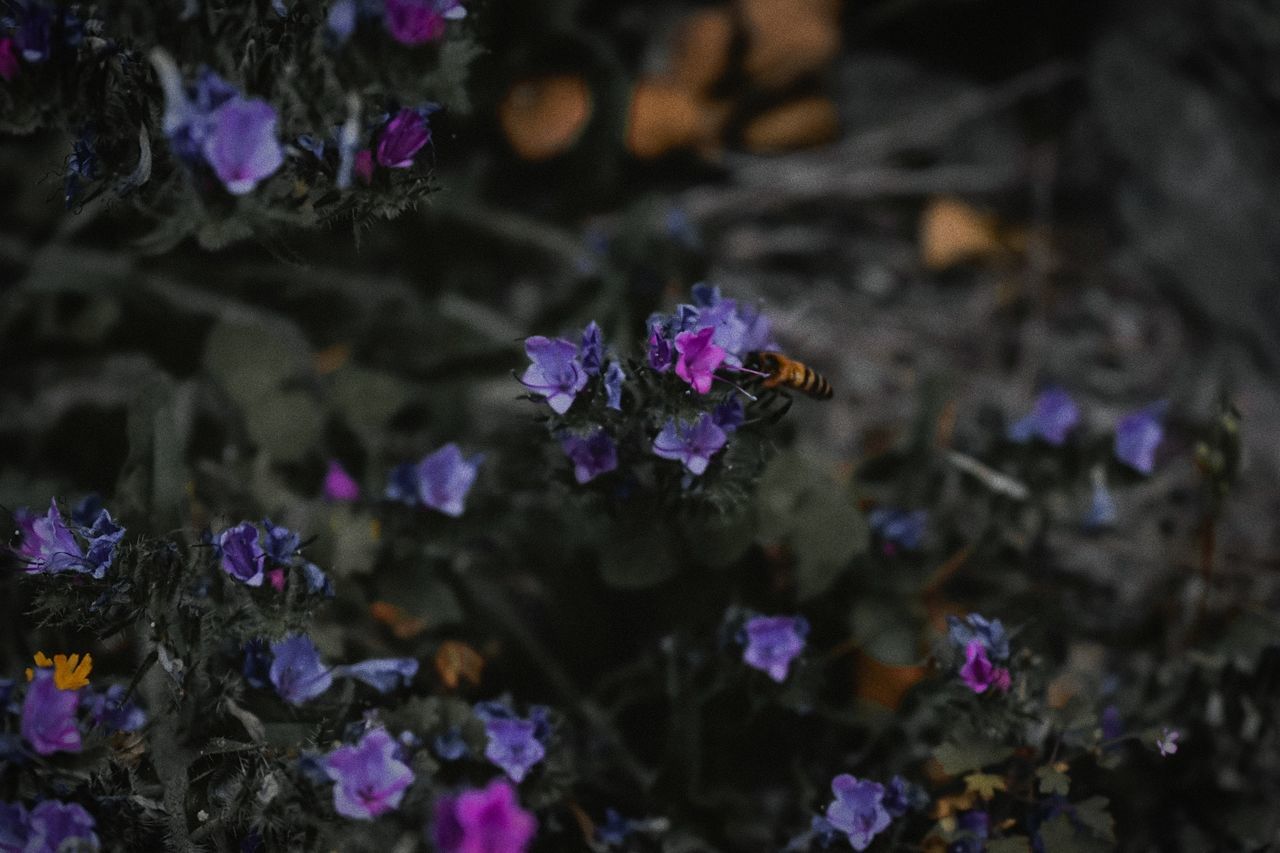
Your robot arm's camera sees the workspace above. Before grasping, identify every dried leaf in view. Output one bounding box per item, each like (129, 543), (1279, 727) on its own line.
(919, 196), (1007, 272)
(435, 640), (485, 689)
(742, 96), (840, 153)
(964, 772), (1008, 799)
(500, 75), (594, 161)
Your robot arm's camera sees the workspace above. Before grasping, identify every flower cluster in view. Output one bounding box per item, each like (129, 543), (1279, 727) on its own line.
(948, 613), (1012, 694)
(0, 799), (99, 852)
(216, 519), (333, 595)
(13, 498), (124, 579)
(324, 727), (415, 820)
(328, 0), (467, 47)
(8, 650), (139, 759)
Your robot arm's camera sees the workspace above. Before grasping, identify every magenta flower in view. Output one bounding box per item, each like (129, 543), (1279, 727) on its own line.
(325, 727), (415, 820)
(21, 669), (82, 756)
(674, 327), (726, 394)
(434, 779), (537, 853)
(519, 336), (587, 415)
(1115, 402), (1166, 474)
(376, 108), (431, 168)
(1008, 387), (1080, 446)
(383, 0), (464, 45)
(958, 640), (1011, 694)
(0, 39), (18, 82)
(484, 718), (546, 783)
(218, 522), (266, 587)
(202, 97), (284, 195)
(652, 413), (727, 476)
(354, 149), (375, 184)
(324, 460), (361, 501)
(269, 634), (334, 705)
(825, 775), (892, 851)
(742, 615), (808, 683)
(560, 428), (618, 484)
(416, 443), (482, 517)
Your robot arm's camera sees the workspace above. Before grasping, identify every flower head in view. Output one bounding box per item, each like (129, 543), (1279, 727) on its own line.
(484, 718), (546, 783)
(80, 507), (124, 578)
(325, 460), (362, 501)
(1008, 387), (1080, 446)
(325, 727), (415, 820)
(826, 775), (892, 851)
(647, 325), (674, 372)
(0, 39), (19, 83)
(383, 0), (464, 44)
(561, 428), (618, 484)
(219, 522), (266, 587)
(14, 500), (84, 574)
(262, 520), (302, 566)
(1115, 402), (1166, 474)
(674, 327), (726, 394)
(24, 801), (98, 853)
(433, 778), (536, 853)
(519, 336), (587, 415)
(579, 322), (604, 375)
(652, 413), (727, 476)
(712, 396), (744, 433)
(882, 776), (925, 818)
(741, 615), (807, 683)
(269, 634), (334, 705)
(604, 361), (625, 410)
(867, 507), (927, 554)
(48, 653), (92, 691)
(203, 97), (285, 194)
(21, 669), (82, 756)
(376, 108), (432, 168)
(415, 443), (482, 517)
(958, 641), (1011, 694)
(1156, 728), (1180, 757)
(946, 613), (1010, 662)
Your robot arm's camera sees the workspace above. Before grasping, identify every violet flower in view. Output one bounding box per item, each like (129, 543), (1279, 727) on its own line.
(959, 641), (1011, 694)
(561, 429), (618, 484)
(652, 413), (727, 476)
(647, 325), (674, 372)
(1008, 387), (1080, 446)
(0, 801), (27, 851)
(336, 658), (419, 693)
(82, 685), (147, 734)
(579, 322), (604, 375)
(21, 669), (82, 756)
(376, 108), (431, 168)
(24, 800), (98, 853)
(325, 727), (415, 820)
(433, 778), (536, 853)
(712, 396), (744, 433)
(324, 460), (361, 501)
(203, 97), (285, 194)
(219, 522), (266, 587)
(825, 775), (892, 851)
(519, 336), (587, 415)
(327, 0), (358, 43)
(262, 520), (302, 566)
(674, 327), (726, 394)
(383, 0), (464, 45)
(741, 615), (808, 683)
(269, 634), (334, 705)
(14, 500), (84, 575)
(867, 508), (927, 554)
(0, 39), (18, 82)
(946, 613), (1010, 662)
(157, 65), (237, 164)
(484, 718), (546, 783)
(1084, 468), (1118, 530)
(416, 443), (482, 517)
(1156, 728), (1180, 757)
(1115, 402), (1166, 474)
(604, 361), (625, 410)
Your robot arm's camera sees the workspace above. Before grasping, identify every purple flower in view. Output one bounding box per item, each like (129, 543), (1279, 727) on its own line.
(1115, 402), (1166, 474)
(325, 727), (415, 820)
(1100, 705), (1123, 741)
(18, 801), (98, 853)
(825, 775), (892, 851)
(262, 520), (302, 566)
(519, 336), (587, 415)
(433, 778), (536, 853)
(652, 413), (727, 476)
(882, 776), (921, 818)
(376, 108), (432, 168)
(674, 327), (726, 394)
(433, 728), (469, 761)
(203, 97), (285, 194)
(580, 322), (604, 375)
(867, 508), (927, 554)
(242, 640), (273, 689)
(647, 325), (674, 372)
(416, 443), (482, 517)
(383, 0), (464, 45)
(21, 669), (82, 756)
(269, 634), (334, 705)
(604, 361), (625, 410)
(0, 39), (18, 82)
(336, 658), (419, 693)
(484, 718), (546, 783)
(687, 284), (775, 362)
(1008, 387), (1080, 446)
(742, 615), (807, 683)
(325, 460), (361, 501)
(219, 522), (266, 587)
(80, 507), (124, 578)
(946, 613), (1010, 662)
(158, 66), (237, 163)
(712, 396), (744, 433)
(14, 500), (84, 575)
(959, 641), (1011, 694)
(82, 685), (147, 734)
(1156, 728), (1180, 757)
(0, 801), (28, 851)
(561, 429), (618, 484)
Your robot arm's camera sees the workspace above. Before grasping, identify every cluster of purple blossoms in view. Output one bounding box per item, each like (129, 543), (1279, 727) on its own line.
(327, 0), (466, 47)
(433, 778), (537, 853)
(324, 727), (415, 820)
(0, 800), (99, 853)
(255, 634), (418, 706)
(215, 520), (332, 595)
(646, 283), (775, 375)
(386, 442), (483, 516)
(474, 702), (551, 784)
(948, 613), (1012, 694)
(740, 615), (808, 683)
(12, 497), (124, 579)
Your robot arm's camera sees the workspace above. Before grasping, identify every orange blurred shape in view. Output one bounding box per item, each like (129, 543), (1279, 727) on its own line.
(854, 649), (927, 710)
(742, 95), (839, 153)
(626, 81), (726, 159)
(314, 342), (351, 376)
(738, 0), (842, 90)
(499, 75), (594, 162)
(668, 6), (736, 95)
(369, 601), (428, 640)
(919, 196), (1006, 272)
(435, 640), (485, 689)
(928, 789), (977, 819)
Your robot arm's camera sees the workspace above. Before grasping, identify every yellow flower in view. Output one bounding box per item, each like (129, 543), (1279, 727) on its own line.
(52, 653), (93, 690)
(24, 651), (55, 682)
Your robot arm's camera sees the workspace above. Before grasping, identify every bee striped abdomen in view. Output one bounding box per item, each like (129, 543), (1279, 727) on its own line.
(749, 351), (833, 400)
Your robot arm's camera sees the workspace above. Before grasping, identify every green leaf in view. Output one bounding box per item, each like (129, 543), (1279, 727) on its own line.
(243, 389), (323, 463)
(1073, 796), (1116, 843)
(1036, 765), (1072, 797)
(792, 487), (866, 599)
(934, 739), (1013, 776)
(203, 319), (311, 408)
(964, 772), (1007, 799)
(850, 599), (921, 666)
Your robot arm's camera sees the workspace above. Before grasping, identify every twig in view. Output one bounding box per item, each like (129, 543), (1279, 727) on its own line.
(945, 450), (1030, 501)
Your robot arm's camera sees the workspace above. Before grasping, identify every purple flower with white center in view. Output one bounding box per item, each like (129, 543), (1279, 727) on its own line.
(25, 801), (98, 853)
(647, 325), (674, 372)
(825, 775), (892, 851)
(325, 460), (361, 501)
(384, 0), (464, 45)
(1115, 402), (1166, 474)
(269, 634), (334, 705)
(652, 413), (727, 476)
(580, 322), (604, 375)
(0, 39), (18, 82)
(14, 500), (84, 574)
(219, 522), (266, 587)
(325, 727), (415, 820)
(203, 97), (285, 194)
(1156, 728), (1180, 757)
(484, 718), (546, 783)
(336, 658), (419, 693)
(674, 327), (726, 394)
(946, 613), (1010, 662)
(561, 428), (618, 484)
(376, 108), (432, 168)
(82, 685), (146, 734)
(433, 778), (536, 853)
(21, 669), (82, 756)
(0, 801), (27, 851)
(416, 443), (482, 517)
(1008, 387), (1080, 446)
(519, 336), (587, 415)
(741, 615), (808, 683)
(604, 361), (625, 410)
(959, 640), (1011, 694)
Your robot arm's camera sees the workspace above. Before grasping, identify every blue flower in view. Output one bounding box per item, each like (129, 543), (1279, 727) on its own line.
(203, 97), (285, 195)
(882, 775), (925, 818)
(0, 801), (27, 851)
(580, 321), (604, 376)
(741, 615), (808, 683)
(867, 507), (927, 553)
(1115, 402), (1166, 474)
(484, 717), (546, 783)
(326, 0), (358, 43)
(261, 520), (302, 565)
(604, 361), (625, 410)
(825, 775), (892, 851)
(157, 64), (237, 164)
(596, 809), (632, 846)
(218, 522), (266, 587)
(416, 443), (482, 517)
(336, 658), (419, 693)
(712, 396), (744, 433)
(325, 728), (415, 820)
(652, 413), (727, 476)
(269, 635), (334, 706)
(82, 685), (147, 734)
(1008, 387), (1080, 446)
(561, 428), (618, 484)
(519, 336), (587, 415)
(946, 613), (1010, 662)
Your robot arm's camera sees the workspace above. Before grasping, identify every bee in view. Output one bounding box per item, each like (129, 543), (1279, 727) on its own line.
(747, 351), (833, 400)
